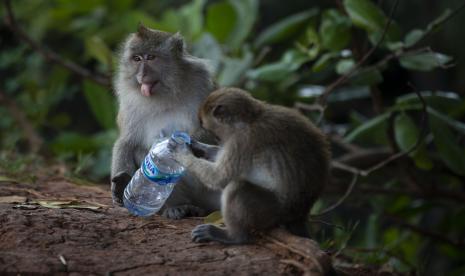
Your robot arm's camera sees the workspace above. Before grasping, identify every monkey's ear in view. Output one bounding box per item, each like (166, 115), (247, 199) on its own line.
(137, 22), (150, 38)
(167, 32), (184, 55)
(212, 105), (227, 119)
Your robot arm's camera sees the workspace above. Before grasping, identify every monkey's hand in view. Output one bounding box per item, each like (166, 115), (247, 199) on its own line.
(111, 171), (132, 206)
(170, 141), (195, 167)
(190, 139), (219, 161)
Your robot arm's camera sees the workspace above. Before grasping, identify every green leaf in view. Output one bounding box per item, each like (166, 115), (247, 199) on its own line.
(254, 9), (318, 47)
(206, 0), (257, 49)
(430, 117), (465, 175)
(247, 49), (310, 81)
(343, 0), (386, 33)
(205, 1), (236, 43)
(0, 196), (27, 204)
(396, 91), (461, 113)
(425, 9), (452, 33)
(428, 108), (465, 135)
(204, 211), (224, 225)
(312, 52), (338, 72)
(218, 51), (254, 86)
(394, 113), (432, 170)
(84, 35), (113, 68)
(345, 113), (390, 143)
(335, 59), (355, 75)
(33, 200), (107, 210)
(399, 52), (452, 72)
(350, 68), (383, 86)
(228, 0), (258, 49)
(404, 29), (425, 48)
(192, 33), (223, 74)
(178, 0), (205, 40)
(394, 113), (420, 152)
(386, 41), (404, 51)
(83, 80), (116, 130)
(295, 26), (320, 59)
(51, 132), (99, 154)
(0, 175), (18, 183)
(328, 86), (370, 102)
(319, 9), (352, 51)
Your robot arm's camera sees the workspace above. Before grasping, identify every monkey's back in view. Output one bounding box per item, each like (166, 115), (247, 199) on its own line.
(249, 104), (330, 218)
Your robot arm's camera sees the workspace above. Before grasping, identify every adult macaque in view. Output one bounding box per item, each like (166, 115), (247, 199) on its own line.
(172, 88), (330, 244)
(111, 24), (220, 219)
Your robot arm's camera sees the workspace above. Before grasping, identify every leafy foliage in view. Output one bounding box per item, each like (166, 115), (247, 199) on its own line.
(1, 0), (465, 274)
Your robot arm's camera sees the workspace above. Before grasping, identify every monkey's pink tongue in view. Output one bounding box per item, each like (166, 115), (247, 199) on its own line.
(141, 83), (153, 97)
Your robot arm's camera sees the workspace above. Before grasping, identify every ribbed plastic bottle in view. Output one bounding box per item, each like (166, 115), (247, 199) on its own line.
(123, 131), (191, 216)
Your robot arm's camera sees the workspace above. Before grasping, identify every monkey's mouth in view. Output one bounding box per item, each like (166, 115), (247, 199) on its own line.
(140, 81), (159, 97)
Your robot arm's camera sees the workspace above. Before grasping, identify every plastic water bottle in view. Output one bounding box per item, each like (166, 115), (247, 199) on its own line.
(123, 131), (191, 217)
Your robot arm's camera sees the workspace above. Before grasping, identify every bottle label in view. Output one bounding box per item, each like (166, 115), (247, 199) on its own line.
(141, 155), (181, 185)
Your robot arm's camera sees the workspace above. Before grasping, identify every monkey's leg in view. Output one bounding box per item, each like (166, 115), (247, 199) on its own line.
(192, 181), (279, 245)
(111, 138), (138, 206)
(162, 204), (207, 220)
(161, 172), (220, 220)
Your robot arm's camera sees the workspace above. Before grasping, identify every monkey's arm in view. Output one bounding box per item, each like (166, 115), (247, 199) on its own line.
(173, 145), (243, 190)
(111, 137), (138, 205)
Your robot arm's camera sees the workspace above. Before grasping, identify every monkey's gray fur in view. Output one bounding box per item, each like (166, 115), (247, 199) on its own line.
(111, 24), (220, 219)
(172, 88), (331, 244)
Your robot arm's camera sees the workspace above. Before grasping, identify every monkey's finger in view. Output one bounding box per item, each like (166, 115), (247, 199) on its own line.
(191, 233), (211, 243)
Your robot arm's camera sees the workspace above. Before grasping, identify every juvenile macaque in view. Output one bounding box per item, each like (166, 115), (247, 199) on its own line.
(172, 88), (330, 244)
(111, 24), (220, 218)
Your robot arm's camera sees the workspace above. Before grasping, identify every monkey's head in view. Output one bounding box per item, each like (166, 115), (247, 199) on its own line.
(198, 88), (262, 141)
(118, 24), (185, 98)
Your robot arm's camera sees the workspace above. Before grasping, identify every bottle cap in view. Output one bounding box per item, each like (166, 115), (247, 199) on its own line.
(171, 131), (191, 145)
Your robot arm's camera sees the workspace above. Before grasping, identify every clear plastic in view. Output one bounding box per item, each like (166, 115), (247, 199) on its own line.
(123, 131), (191, 216)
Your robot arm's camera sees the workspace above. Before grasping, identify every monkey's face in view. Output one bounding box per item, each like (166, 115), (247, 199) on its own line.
(120, 24), (184, 98)
(199, 88), (262, 142)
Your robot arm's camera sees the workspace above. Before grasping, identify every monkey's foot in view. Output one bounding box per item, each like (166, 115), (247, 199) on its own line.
(111, 172), (131, 206)
(162, 205), (206, 220)
(191, 224), (247, 244)
(191, 224), (220, 243)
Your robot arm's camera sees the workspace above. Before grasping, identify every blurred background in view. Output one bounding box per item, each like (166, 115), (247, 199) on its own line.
(1, 0), (464, 274)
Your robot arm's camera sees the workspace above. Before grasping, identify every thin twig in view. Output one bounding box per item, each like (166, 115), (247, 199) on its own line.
(315, 173), (358, 216)
(317, 0), (399, 107)
(280, 259), (313, 276)
(415, 1), (465, 46)
(308, 219), (345, 230)
(314, 87), (428, 215)
(2, 0), (111, 88)
(262, 235), (324, 275)
(0, 89), (43, 153)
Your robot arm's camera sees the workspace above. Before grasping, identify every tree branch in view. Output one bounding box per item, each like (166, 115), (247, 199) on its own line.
(2, 0), (112, 88)
(317, 0), (399, 107)
(314, 87), (428, 215)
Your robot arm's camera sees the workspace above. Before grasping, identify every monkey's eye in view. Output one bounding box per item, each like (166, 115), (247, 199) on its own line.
(132, 55), (142, 62)
(146, 54), (155, 60)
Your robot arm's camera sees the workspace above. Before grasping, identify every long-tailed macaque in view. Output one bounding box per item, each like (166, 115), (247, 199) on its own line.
(171, 88), (330, 244)
(111, 24), (220, 219)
